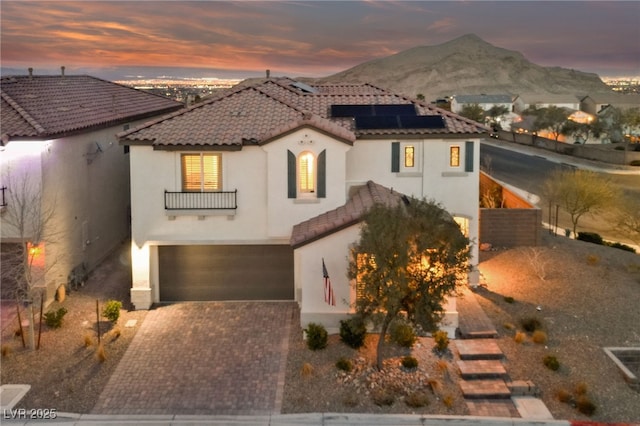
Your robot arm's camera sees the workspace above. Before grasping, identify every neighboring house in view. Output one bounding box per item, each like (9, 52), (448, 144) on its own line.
(450, 94), (517, 128)
(0, 71), (183, 304)
(513, 94), (583, 114)
(120, 78), (487, 335)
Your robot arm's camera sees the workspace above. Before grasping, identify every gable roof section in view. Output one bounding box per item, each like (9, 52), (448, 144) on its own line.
(290, 181), (406, 248)
(1, 75), (182, 143)
(121, 85), (355, 149)
(120, 78), (487, 148)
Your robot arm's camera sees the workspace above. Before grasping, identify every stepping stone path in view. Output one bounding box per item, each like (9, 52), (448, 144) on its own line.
(454, 287), (553, 419)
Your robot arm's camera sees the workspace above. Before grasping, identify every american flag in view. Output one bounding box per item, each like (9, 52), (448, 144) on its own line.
(322, 258), (335, 306)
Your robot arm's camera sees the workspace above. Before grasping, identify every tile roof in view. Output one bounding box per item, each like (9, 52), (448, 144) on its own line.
(454, 94), (514, 104)
(290, 181), (406, 248)
(1, 75), (182, 143)
(120, 78), (487, 149)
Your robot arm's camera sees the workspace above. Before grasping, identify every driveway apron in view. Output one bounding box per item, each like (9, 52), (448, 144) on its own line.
(92, 301), (295, 415)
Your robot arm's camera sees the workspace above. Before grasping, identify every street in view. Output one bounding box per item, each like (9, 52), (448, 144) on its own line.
(480, 140), (640, 246)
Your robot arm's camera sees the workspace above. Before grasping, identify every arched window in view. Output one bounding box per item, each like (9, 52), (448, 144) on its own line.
(298, 151), (315, 193)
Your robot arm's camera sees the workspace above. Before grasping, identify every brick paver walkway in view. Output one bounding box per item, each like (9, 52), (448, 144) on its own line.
(92, 302), (295, 415)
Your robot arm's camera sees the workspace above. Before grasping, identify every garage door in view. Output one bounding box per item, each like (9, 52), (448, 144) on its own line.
(158, 245), (294, 301)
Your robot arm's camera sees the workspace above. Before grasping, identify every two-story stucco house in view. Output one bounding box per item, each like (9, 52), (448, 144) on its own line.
(1, 71), (182, 304)
(120, 78), (486, 335)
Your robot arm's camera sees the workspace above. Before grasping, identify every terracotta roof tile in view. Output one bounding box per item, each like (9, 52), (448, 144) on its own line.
(1, 75), (182, 141)
(290, 181), (406, 248)
(120, 78), (486, 148)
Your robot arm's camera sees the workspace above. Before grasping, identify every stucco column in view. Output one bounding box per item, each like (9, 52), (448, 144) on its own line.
(130, 241), (152, 309)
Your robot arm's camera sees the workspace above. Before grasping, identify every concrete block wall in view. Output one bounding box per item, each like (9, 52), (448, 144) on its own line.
(480, 208), (542, 247)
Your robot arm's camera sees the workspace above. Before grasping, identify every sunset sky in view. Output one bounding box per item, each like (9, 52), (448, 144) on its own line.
(1, 1), (639, 80)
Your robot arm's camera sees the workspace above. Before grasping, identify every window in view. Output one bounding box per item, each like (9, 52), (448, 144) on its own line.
(454, 216), (469, 237)
(299, 151), (315, 193)
(181, 153), (221, 191)
(404, 146), (415, 168)
(450, 146), (460, 167)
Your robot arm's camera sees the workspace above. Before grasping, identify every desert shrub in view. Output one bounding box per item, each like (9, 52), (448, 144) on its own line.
(110, 327), (121, 339)
(630, 159), (640, 166)
(503, 322), (515, 330)
(514, 331), (526, 344)
(405, 391), (430, 408)
(556, 388), (572, 403)
(301, 362), (314, 377)
(442, 394), (455, 408)
(1, 344), (11, 358)
(335, 357), (353, 372)
(372, 388), (395, 406)
(520, 317), (542, 333)
(304, 323), (328, 351)
(389, 320), (417, 348)
(102, 300), (122, 323)
(607, 242), (636, 253)
(96, 343), (107, 363)
(401, 356), (419, 370)
(436, 359), (449, 372)
(432, 330), (450, 352)
(543, 355), (560, 371)
(503, 296), (515, 303)
(44, 307), (68, 329)
(577, 232), (604, 245)
(532, 330), (548, 344)
(339, 316), (366, 349)
(576, 396), (596, 416)
(586, 254), (600, 265)
(428, 378), (443, 394)
(83, 334), (93, 347)
(574, 381), (589, 396)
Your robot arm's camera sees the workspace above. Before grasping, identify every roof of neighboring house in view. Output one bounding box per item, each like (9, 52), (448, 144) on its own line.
(290, 181), (406, 248)
(1, 75), (182, 143)
(453, 94), (513, 104)
(516, 94), (584, 105)
(120, 78), (487, 149)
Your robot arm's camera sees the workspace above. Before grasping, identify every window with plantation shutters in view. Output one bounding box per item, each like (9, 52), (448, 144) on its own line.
(181, 153), (221, 192)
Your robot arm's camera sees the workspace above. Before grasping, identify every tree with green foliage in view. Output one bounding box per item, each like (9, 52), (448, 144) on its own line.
(458, 104), (485, 123)
(543, 169), (620, 237)
(620, 107), (640, 143)
(347, 198), (471, 370)
(562, 118), (604, 144)
(531, 106), (572, 150)
(486, 105), (510, 130)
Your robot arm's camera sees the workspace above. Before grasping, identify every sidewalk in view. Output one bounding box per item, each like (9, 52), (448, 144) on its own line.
(481, 138), (640, 175)
(0, 412), (573, 425)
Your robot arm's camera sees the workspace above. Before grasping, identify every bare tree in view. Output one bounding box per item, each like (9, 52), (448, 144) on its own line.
(616, 197), (640, 246)
(542, 169), (620, 237)
(1, 169), (59, 349)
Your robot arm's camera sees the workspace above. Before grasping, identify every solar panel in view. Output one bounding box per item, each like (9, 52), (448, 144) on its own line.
(331, 104), (417, 117)
(291, 81), (318, 93)
(398, 115), (446, 129)
(355, 115), (400, 129)
(374, 104), (416, 116)
(355, 115), (446, 130)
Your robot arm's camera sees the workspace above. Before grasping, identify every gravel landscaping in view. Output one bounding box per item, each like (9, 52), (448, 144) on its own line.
(1, 235), (639, 422)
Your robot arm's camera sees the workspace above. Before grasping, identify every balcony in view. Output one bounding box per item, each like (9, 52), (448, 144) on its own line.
(164, 190), (237, 211)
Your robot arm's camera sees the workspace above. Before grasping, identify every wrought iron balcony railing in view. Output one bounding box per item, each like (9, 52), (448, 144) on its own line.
(164, 190), (237, 210)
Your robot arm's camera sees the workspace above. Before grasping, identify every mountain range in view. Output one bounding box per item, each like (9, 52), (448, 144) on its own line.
(315, 34), (616, 101)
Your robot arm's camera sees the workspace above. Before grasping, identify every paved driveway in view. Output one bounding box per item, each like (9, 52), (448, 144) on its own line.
(92, 301), (296, 415)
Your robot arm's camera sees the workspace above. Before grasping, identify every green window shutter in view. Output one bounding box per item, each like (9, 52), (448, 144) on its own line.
(391, 142), (400, 172)
(287, 150), (296, 198)
(465, 141), (474, 172)
(317, 150), (326, 198)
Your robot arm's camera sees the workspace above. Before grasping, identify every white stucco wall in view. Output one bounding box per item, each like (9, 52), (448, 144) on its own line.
(1, 121), (135, 303)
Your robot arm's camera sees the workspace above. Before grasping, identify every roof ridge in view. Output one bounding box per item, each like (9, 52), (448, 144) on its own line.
(0, 90), (46, 135)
